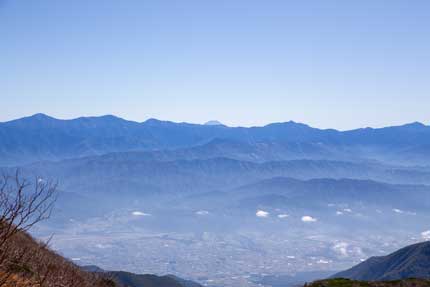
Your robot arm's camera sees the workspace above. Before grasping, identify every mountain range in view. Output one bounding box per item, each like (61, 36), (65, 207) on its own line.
(1, 114), (430, 166)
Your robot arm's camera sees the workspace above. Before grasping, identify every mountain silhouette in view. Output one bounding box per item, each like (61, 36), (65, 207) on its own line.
(333, 241), (430, 280)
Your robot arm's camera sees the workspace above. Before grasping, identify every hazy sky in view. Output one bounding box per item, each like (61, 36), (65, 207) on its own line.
(1, 0), (429, 129)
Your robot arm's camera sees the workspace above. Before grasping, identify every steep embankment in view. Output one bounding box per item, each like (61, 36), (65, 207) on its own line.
(0, 230), (113, 287)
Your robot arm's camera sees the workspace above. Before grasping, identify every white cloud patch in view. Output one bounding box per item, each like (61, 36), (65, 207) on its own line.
(301, 215), (317, 222)
(132, 211), (151, 216)
(196, 210), (209, 215)
(343, 208), (352, 213)
(336, 211), (344, 215)
(332, 242), (349, 257)
(421, 230), (430, 240)
(278, 214), (289, 219)
(317, 259), (330, 264)
(256, 210), (270, 218)
(95, 243), (111, 249)
(392, 208), (416, 215)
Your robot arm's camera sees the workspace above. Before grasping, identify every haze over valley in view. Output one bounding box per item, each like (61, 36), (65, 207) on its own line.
(2, 114), (430, 287)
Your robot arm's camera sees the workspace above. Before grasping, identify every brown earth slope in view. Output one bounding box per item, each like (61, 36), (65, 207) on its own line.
(0, 230), (114, 287)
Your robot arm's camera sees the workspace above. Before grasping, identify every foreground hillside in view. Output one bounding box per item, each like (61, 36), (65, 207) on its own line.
(0, 171), (114, 286)
(0, 229), (204, 287)
(0, 171), (205, 287)
(333, 241), (430, 280)
(0, 230), (113, 287)
(308, 278), (430, 287)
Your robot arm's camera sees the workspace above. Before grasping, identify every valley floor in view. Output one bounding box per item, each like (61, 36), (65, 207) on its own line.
(38, 223), (422, 287)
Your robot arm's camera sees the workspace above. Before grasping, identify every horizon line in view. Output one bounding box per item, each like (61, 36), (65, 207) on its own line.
(1, 113), (428, 132)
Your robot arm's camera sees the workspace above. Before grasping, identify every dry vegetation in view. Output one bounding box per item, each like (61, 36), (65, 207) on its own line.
(0, 171), (116, 287)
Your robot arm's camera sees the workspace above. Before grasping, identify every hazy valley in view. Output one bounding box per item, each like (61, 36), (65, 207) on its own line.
(1, 114), (430, 286)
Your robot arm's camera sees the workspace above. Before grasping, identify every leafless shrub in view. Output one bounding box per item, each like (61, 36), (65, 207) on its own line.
(0, 170), (57, 249)
(0, 170), (114, 286)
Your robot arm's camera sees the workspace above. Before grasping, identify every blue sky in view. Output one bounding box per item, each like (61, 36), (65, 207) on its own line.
(1, 0), (429, 129)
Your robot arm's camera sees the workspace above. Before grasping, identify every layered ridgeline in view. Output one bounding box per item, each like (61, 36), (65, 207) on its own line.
(1, 113), (430, 166)
(3, 114), (430, 287)
(333, 241), (430, 281)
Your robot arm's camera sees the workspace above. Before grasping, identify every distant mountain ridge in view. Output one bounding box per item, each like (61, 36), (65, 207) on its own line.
(109, 272), (202, 287)
(1, 114), (430, 166)
(81, 266), (203, 287)
(333, 241), (430, 281)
